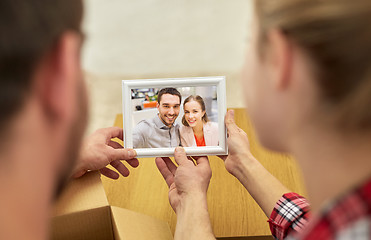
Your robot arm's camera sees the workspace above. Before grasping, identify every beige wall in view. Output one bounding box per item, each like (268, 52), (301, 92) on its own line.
(82, 0), (253, 133)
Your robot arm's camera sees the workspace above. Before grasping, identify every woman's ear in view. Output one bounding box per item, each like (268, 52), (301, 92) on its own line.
(265, 29), (293, 90)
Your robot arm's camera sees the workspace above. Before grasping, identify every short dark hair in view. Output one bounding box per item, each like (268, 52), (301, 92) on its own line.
(157, 88), (182, 104)
(0, 0), (83, 131)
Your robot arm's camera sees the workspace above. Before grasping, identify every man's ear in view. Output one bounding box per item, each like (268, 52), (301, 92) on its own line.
(265, 29), (293, 90)
(156, 102), (160, 110)
(35, 31), (81, 123)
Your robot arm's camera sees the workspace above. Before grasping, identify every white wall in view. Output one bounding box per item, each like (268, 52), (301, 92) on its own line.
(82, 0), (254, 132)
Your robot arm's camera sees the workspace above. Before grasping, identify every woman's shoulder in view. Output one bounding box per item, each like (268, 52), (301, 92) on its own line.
(204, 121), (218, 132)
(179, 125), (192, 133)
(205, 121), (218, 129)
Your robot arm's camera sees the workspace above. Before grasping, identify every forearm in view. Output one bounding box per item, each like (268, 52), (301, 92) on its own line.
(175, 193), (215, 240)
(232, 153), (290, 217)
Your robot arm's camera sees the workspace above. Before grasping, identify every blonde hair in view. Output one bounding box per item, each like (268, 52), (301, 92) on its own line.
(255, 0), (371, 131)
(182, 95), (209, 127)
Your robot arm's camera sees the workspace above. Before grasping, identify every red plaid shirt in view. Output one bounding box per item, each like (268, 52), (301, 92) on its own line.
(268, 178), (371, 239)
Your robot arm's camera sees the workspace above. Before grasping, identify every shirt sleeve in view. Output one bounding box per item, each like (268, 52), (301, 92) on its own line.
(132, 122), (146, 148)
(268, 192), (311, 240)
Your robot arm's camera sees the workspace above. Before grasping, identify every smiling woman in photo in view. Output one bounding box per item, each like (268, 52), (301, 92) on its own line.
(180, 95), (218, 147)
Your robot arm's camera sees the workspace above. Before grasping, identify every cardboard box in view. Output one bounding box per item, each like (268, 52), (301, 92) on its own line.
(51, 171), (173, 240)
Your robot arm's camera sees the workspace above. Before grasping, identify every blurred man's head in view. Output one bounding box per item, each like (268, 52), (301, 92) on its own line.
(157, 88), (181, 127)
(0, 0), (87, 198)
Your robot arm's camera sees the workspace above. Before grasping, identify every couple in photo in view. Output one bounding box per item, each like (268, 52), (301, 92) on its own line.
(132, 88), (218, 148)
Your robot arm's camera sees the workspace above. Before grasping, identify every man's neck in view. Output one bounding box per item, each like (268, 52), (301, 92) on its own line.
(290, 125), (371, 214)
(0, 107), (57, 240)
(157, 114), (174, 128)
(0, 163), (52, 240)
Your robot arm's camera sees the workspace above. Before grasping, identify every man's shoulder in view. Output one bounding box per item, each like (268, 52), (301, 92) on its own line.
(136, 118), (154, 126)
(174, 122), (181, 130)
(133, 118), (156, 132)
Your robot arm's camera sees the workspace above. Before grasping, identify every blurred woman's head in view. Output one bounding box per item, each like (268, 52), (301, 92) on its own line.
(243, 0), (371, 151)
(182, 95), (209, 128)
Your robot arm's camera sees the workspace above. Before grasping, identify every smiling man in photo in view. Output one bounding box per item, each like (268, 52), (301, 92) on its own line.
(132, 88), (182, 148)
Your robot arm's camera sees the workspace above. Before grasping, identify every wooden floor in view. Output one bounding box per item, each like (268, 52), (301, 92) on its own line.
(101, 108), (306, 238)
